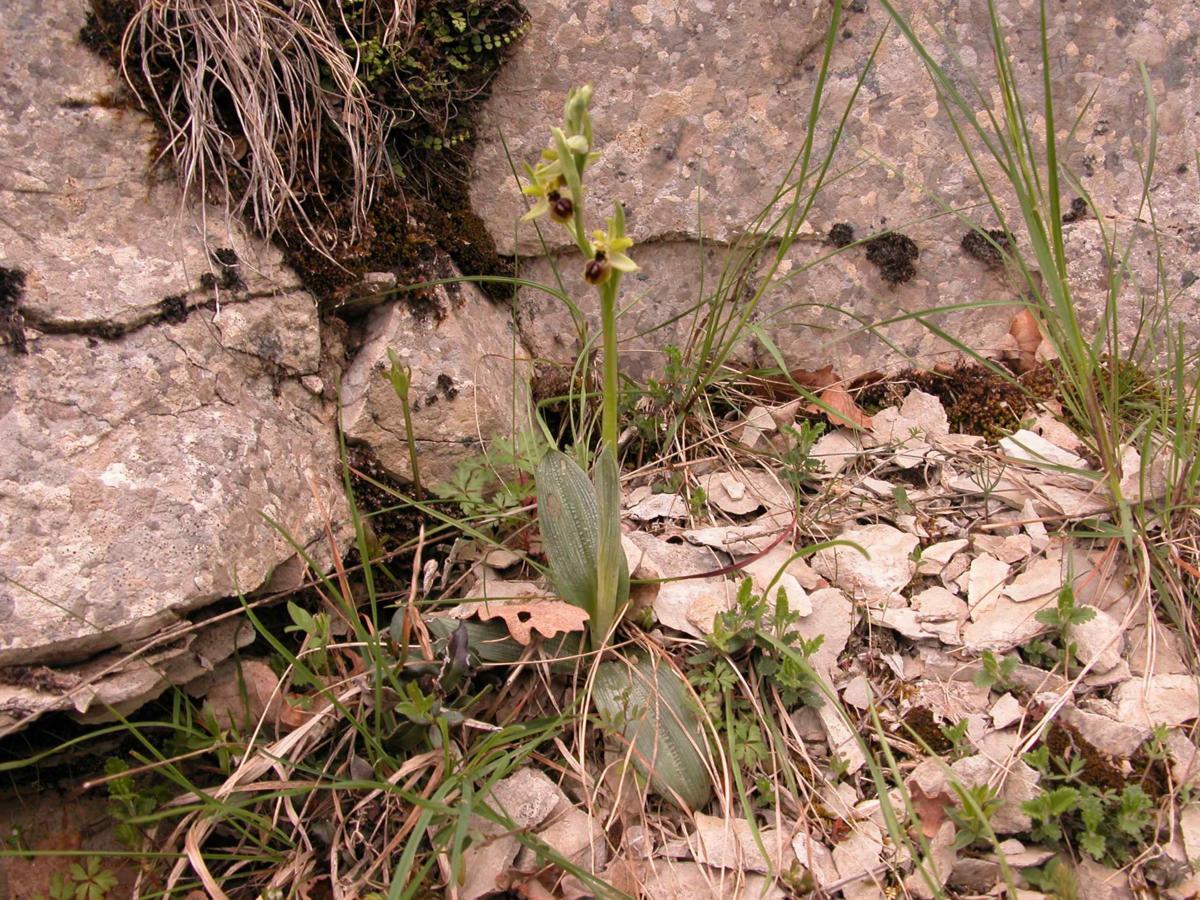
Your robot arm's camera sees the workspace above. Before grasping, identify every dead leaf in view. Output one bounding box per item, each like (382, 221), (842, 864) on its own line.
(473, 600), (589, 646)
(1009, 309), (1042, 373)
(807, 383), (873, 429)
(201, 659), (283, 731)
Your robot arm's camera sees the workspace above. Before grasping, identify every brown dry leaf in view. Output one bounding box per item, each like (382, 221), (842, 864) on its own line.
(1009, 309), (1042, 372)
(908, 779), (956, 839)
(807, 384), (873, 429)
(749, 363), (838, 401)
(201, 659), (283, 731)
(474, 600), (589, 646)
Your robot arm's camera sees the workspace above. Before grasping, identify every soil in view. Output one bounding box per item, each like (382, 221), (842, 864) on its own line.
(864, 231), (919, 284)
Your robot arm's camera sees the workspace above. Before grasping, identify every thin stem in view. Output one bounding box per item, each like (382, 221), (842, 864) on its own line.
(599, 276), (621, 451)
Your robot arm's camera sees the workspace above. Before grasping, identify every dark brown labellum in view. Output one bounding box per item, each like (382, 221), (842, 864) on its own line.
(548, 190), (574, 222)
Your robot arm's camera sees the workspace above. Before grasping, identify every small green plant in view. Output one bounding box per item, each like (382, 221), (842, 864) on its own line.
(104, 757), (162, 849)
(432, 430), (546, 520)
(1021, 856), (1079, 900)
(778, 421), (826, 494)
(1020, 779), (1155, 865)
(974, 649), (1019, 691)
(947, 783), (1004, 849)
(285, 600), (334, 680)
(1028, 583), (1096, 677)
(37, 857), (117, 900)
(938, 718), (973, 761)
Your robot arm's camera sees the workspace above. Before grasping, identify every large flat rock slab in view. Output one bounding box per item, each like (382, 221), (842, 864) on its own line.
(0, 0), (342, 668)
(472, 0), (1200, 375)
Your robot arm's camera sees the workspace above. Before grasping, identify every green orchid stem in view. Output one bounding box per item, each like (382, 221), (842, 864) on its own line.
(599, 275), (621, 451)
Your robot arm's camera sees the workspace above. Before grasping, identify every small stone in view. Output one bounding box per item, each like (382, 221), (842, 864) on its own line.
(1113, 675), (1200, 728)
(990, 693), (1023, 730)
(812, 524), (919, 602)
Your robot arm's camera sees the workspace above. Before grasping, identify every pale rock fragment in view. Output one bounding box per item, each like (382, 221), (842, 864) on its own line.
(1179, 805), (1200, 862)
(684, 510), (793, 556)
(699, 469), (792, 515)
(916, 539), (968, 575)
(912, 587), (969, 644)
(1074, 857), (1135, 900)
(1054, 702), (1149, 758)
(905, 820), (958, 900)
(652, 579), (736, 638)
(1000, 428), (1089, 469)
(626, 491), (689, 522)
(462, 768), (566, 900)
(973, 533), (1033, 564)
(739, 404), (777, 450)
(833, 822), (885, 900)
(1003, 553), (1063, 603)
(811, 428), (863, 476)
(792, 832), (839, 891)
(900, 389), (951, 436)
(967, 554), (1011, 612)
(812, 524), (919, 602)
(1068, 607), (1124, 674)
(689, 814), (795, 874)
(990, 693), (1023, 730)
(1113, 675), (1200, 728)
(949, 857), (1000, 893)
(1166, 730), (1200, 787)
(743, 547), (814, 617)
(818, 701), (866, 775)
(793, 587), (856, 676)
(1031, 412), (1085, 453)
(962, 591), (1055, 653)
(1127, 619), (1190, 677)
(993, 839), (1053, 868)
(911, 678), (992, 722)
(791, 705), (826, 742)
(842, 674), (873, 710)
(1020, 499), (1050, 551)
(519, 806), (607, 873)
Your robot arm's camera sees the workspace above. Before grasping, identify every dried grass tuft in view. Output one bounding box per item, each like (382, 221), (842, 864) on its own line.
(120, 0), (415, 248)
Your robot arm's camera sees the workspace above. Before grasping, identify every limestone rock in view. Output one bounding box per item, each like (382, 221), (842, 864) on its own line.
(812, 524), (918, 603)
(338, 275), (532, 487)
(472, 0), (1200, 378)
(0, 0), (342, 680)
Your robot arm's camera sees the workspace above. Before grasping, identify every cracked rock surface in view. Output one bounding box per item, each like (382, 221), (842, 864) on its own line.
(339, 270), (533, 486)
(0, 0), (343, 671)
(471, 0), (1200, 378)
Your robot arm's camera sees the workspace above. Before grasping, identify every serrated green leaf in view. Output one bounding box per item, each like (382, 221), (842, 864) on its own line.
(536, 449), (600, 615)
(592, 653), (713, 811)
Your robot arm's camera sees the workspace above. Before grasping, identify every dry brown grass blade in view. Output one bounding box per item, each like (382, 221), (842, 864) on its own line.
(120, 0), (398, 249)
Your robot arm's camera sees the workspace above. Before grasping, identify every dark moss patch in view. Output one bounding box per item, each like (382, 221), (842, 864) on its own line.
(1, 266), (29, 354)
(828, 222), (855, 248)
(1061, 196), (1088, 223)
(901, 706), (954, 755)
(158, 294), (189, 324)
(865, 231), (919, 284)
(960, 228), (1014, 267)
(856, 362), (1057, 441)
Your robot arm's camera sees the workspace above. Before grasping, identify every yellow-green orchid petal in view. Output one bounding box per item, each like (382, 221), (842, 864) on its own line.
(608, 251), (638, 273)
